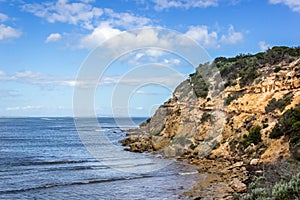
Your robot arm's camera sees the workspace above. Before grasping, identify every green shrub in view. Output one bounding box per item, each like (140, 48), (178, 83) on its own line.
(243, 188), (269, 200)
(270, 103), (300, 138)
(243, 125), (262, 148)
(201, 112), (211, 123)
(189, 70), (209, 99)
(263, 123), (269, 129)
(269, 125), (283, 139)
(248, 126), (262, 145)
(270, 104), (300, 159)
(272, 172), (300, 200)
(214, 46), (300, 91)
(274, 66), (281, 73)
(243, 172), (300, 200)
(224, 94), (235, 106)
(265, 92), (294, 113)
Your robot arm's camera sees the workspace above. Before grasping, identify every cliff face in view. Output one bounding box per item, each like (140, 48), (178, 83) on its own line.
(121, 47), (300, 198)
(122, 47), (300, 165)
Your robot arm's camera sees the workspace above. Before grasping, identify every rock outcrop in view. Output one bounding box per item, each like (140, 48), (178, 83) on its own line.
(121, 46), (300, 198)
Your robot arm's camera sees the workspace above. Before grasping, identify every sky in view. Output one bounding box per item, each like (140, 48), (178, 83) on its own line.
(0, 0), (300, 117)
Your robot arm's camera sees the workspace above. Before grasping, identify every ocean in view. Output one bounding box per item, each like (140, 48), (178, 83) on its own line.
(0, 117), (198, 199)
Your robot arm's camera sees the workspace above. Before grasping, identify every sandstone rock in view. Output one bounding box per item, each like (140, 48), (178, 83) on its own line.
(227, 161), (243, 170)
(229, 178), (247, 193)
(250, 158), (259, 165)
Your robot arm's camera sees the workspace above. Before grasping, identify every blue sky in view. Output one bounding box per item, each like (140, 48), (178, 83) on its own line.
(0, 0), (299, 117)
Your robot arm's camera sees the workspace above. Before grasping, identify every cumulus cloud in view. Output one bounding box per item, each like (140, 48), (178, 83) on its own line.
(22, 1), (152, 31)
(269, 0), (300, 12)
(152, 0), (218, 11)
(22, 1), (153, 48)
(22, 0), (103, 29)
(103, 8), (152, 29)
(0, 24), (22, 41)
(185, 25), (243, 48)
(0, 12), (8, 22)
(0, 70), (6, 77)
(185, 25), (219, 48)
(45, 33), (62, 43)
(258, 41), (271, 51)
(220, 25), (243, 44)
(79, 22), (122, 49)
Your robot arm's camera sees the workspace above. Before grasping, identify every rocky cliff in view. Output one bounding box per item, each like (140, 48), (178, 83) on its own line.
(121, 46), (300, 199)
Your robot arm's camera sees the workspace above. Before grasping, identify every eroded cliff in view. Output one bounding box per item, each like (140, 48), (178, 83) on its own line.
(121, 46), (300, 199)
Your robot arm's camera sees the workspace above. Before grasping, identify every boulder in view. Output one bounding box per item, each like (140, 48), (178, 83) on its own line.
(250, 158), (259, 165)
(229, 178), (247, 193)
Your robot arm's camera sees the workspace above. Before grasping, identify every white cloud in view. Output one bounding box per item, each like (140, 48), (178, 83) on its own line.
(22, 1), (152, 31)
(6, 105), (43, 111)
(0, 70), (6, 76)
(269, 0), (300, 12)
(22, 1), (152, 48)
(0, 70), (75, 87)
(103, 8), (152, 29)
(152, 0), (218, 11)
(0, 13), (8, 22)
(0, 69), (184, 89)
(134, 90), (165, 95)
(185, 25), (219, 48)
(0, 89), (19, 98)
(101, 73), (186, 88)
(258, 41), (271, 51)
(45, 33), (62, 43)
(79, 22), (122, 49)
(185, 25), (243, 48)
(145, 49), (165, 57)
(220, 25), (243, 44)
(163, 58), (181, 65)
(80, 27), (175, 51)
(22, 0), (103, 29)
(0, 24), (22, 41)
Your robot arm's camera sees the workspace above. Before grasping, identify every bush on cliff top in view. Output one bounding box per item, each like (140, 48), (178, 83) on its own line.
(189, 69), (209, 99)
(214, 46), (300, 88)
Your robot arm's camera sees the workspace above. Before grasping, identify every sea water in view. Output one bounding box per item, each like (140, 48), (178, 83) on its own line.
(0, 117), (197, 199)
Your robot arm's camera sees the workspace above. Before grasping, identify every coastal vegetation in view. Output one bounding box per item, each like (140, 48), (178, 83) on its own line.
(215, 46), (300, 88)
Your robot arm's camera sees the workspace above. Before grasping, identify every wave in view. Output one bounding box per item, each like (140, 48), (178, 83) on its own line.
(0, 175), (153, 194)
(40, 118), (55, 121)
(178, 171), (198, 175)
(19, 159), (94, 166)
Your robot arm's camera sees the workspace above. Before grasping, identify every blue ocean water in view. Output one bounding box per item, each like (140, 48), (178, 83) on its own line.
(0, 117), (198, 199)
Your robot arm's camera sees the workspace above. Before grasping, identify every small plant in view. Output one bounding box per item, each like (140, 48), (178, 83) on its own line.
(263, 123), (269, 129)
(200, 112), (211, 123)
(243, 125), (262, 148)
(274, 66), (282, 73)
(265, 92), (294, 113)
(224, 94), (235, 106)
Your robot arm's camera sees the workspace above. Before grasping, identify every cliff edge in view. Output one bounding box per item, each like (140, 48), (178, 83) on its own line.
(121, 46), (300, 199)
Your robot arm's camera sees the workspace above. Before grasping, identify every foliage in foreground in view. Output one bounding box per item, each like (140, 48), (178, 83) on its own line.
(242, 172), (300, 200)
